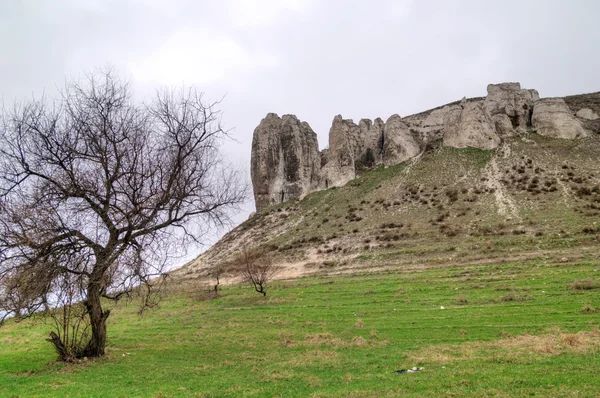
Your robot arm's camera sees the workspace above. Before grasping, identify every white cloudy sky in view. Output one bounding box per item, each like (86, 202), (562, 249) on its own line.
(2, 0), (599, 249)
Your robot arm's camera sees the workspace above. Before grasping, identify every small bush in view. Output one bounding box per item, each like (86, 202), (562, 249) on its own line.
(582, 225), (597, 234)
(582, 304), (598, 313)
(569, 278), (599, 290)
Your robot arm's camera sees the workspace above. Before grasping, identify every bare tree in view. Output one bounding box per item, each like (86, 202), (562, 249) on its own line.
(238, 249), (278, 297)
(0, 70), (246, 359)
(211, 262), (226, 294)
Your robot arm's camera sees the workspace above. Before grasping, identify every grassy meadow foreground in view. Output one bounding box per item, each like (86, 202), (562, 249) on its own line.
(1, 258), (599, 397)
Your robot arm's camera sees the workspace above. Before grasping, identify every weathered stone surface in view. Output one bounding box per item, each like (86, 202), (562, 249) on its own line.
(251, 113), (321, 211)
(484, 83), (539, 137)
(532, 98), (589, 139)
(359, 118), (385, 166)
(320, 115), (386, 188)
(320, 115), (362, 188)
(443, 102), (501, 149)
(328, 115), (362, 169)
(576, 108), (599, 120)
(382, 114), (421, 165)
(402, 107), (449, 151)
(251, 84), (596, 211)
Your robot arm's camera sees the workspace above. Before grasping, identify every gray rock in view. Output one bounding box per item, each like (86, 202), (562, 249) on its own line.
(250, 113), (321, 211)
(320, 115), (362, 188)
(360, 117), (385, 166)
(576, 108), (599, 120)
(532, 98), (589, 139)
(382, 114), (421, 166)
(484, 83), (539, 137)
(250, 83), (594, 211)
(443, 102), (501, 150)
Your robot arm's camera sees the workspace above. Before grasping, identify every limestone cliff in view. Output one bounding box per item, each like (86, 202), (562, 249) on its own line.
(250, 83), (598, 211)
(250, 113), (321, 211)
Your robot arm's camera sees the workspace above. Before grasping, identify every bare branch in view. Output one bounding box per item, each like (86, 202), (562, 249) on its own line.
(0, 69), (247, 359)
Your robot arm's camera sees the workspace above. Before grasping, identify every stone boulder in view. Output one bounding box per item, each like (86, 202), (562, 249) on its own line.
(251, 113), (321, 211)
(382, 114), (421, 165)
(532, 98), (589, 139)
(443, 102), (501, 150)
(576, 108), (599, 120)
(484, 83), (539, 137)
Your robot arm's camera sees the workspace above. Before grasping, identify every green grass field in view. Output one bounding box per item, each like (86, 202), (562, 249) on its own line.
(2, 258), (599, 397)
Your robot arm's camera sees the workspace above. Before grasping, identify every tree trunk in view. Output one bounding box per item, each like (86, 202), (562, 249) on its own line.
(47, 331), (72, 362)
(83, 282), (110, 358)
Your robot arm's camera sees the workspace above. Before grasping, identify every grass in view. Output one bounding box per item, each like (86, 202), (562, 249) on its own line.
(2, 259), (600, 397)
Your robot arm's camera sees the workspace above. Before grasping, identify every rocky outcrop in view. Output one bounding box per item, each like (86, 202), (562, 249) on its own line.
(443, 102), (501, 149)
(251, 83), (594, 211)
(321, 115), (362, 188)
(576, 108), (599, 120)
(251, 113), (321, 211)
(532, 98), (589, 139)
(320, 115), (388, 188)
(383, 115), (421, 165)
(484, 83), (539, 137)
(360, 118), (385, 166)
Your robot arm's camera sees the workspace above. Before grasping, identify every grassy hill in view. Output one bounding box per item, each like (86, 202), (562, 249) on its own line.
(2, 132), (600, 397)
(179, 132), (600, 283)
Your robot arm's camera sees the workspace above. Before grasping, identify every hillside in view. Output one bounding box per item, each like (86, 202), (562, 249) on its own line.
(3, 252), (599, 397)
(177, 131), (600, 284)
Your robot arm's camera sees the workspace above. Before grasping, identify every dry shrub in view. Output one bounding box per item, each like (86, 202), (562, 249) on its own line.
(305, 333), (341, 346)
(354, 319), (365, 328)
(232, 248), (279, 297)
(499, 292), (529, 302)
(278, 333), (295, 347)
(456, 295), (469, 305)
(351, 336), (367, 345)
(569, 278), (599, 290)
(582, 304), (598, 313)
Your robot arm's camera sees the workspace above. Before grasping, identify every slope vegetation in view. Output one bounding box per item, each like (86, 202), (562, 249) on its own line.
(179, 132), (600, 283)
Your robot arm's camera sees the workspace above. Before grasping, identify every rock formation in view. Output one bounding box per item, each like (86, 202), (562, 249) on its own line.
(443, 102), (500, 150)
(382, 115), (421, 165)
(532, 98), (589, 139)
(251, 83), (596, 211)
(576, 108), (599, 120)
(250, 113), (321, 211)
(483, 83), (539, 137)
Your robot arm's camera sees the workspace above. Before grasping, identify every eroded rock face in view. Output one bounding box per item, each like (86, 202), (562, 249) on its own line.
(251, 83), (594, 211)
(383, 114), (421, 165)
(484, 83), (539, 137)
(320, 115), (387, 188)
(532, 98), (589, 139)
(360, 118), (385, 166)
(320, 115), (362, 188)
(251, 113), (321, 211)
(443, 102), (501, 149)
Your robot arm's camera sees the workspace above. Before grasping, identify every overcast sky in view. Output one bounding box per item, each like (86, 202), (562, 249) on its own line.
(2, 0), (599, 249)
